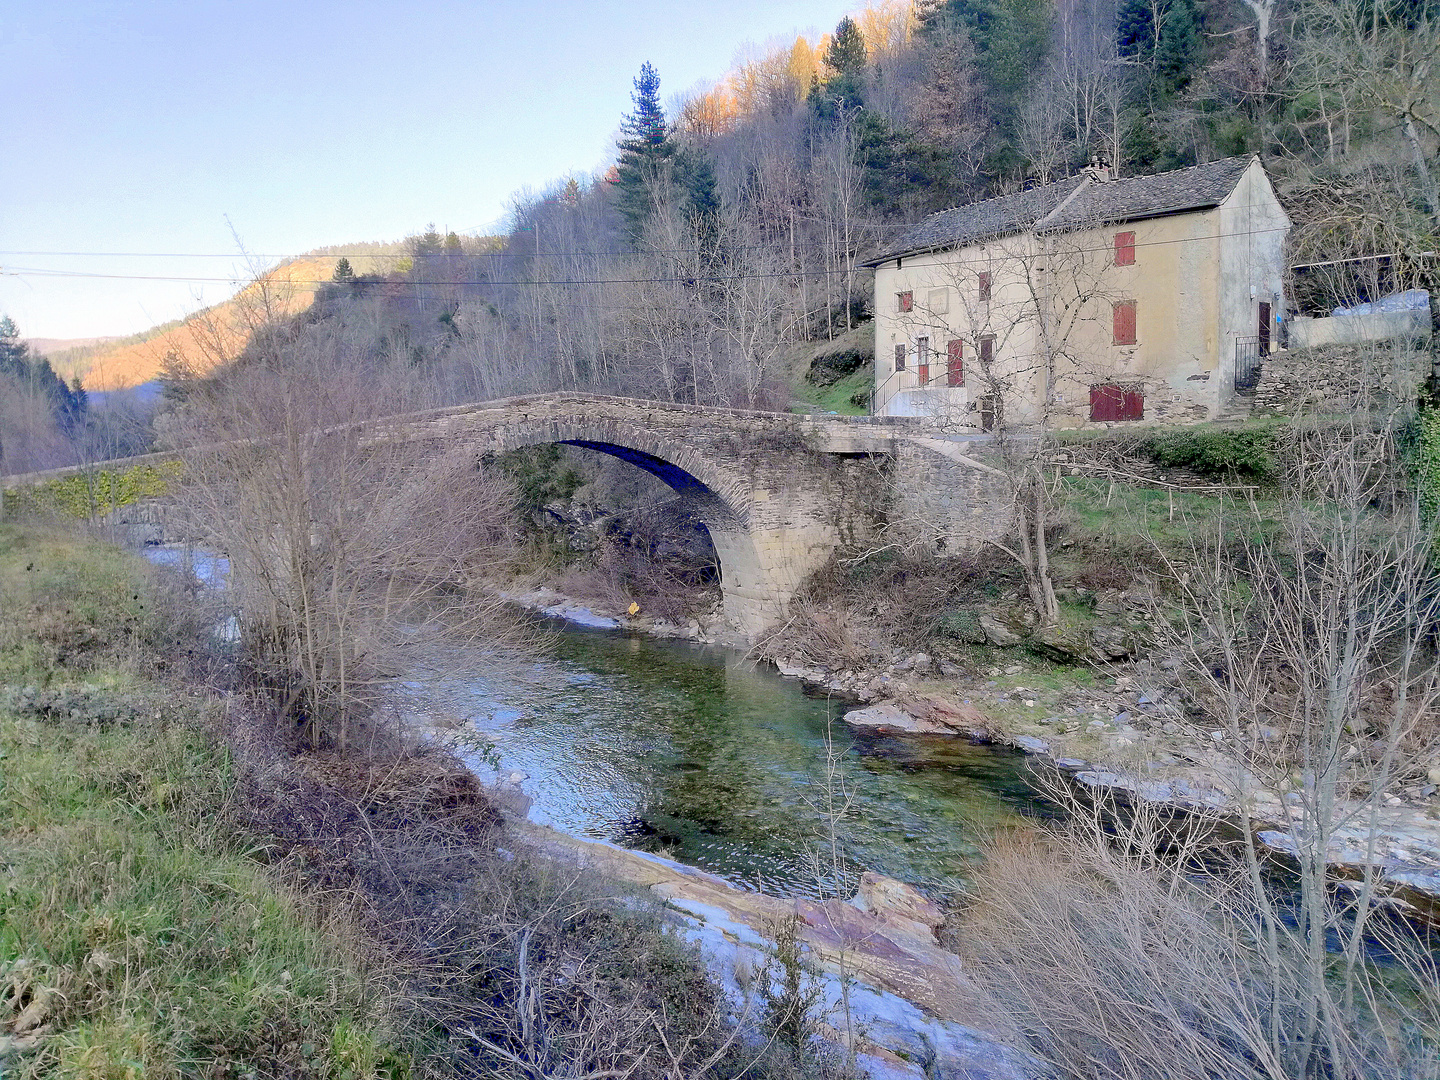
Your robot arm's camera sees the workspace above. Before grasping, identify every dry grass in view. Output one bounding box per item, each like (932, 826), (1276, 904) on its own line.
(956, 781), (1440, 1080)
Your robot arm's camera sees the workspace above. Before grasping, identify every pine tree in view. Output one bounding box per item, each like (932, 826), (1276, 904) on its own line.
(824, 16), (867, 76)
(614, 62), (676, 241)
(332, 257), (355, 283)
(1154, 0), (1200, 96)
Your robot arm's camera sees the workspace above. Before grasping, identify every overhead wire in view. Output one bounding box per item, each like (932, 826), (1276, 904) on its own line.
(1, 224), (1294, 288)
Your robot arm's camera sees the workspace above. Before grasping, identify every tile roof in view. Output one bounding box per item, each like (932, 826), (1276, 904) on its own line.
(862, 156), (1255, 267)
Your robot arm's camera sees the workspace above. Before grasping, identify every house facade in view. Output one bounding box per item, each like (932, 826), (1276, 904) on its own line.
(863, 156), (1290, 427)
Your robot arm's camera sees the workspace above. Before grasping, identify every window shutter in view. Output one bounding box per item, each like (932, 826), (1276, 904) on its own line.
(1114, 231), (1136, 266)
(946, 339), (964, 386)
(978, 272), (992, 302)
(1113, 300), (1137, 345)
(894, 344), (906, 371)
(1122, 386), (1145, 419)
(1090, 384), (1144, 421)
(897, 291), (913, 313)
(979, 335), (994, 366)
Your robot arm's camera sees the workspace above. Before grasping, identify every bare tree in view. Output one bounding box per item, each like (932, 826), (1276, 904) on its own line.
(161, 319), (529, 749)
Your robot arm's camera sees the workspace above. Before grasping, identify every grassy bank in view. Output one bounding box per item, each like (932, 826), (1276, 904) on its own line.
(0, 525), (412, 1078)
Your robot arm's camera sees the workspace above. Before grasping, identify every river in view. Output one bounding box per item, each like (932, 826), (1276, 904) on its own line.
(143, 546), (1045, 900)
(398, 618), (1045, 900)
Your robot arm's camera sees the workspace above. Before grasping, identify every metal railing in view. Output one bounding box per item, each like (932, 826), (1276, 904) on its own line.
(1235, 335), (1263, 391)
(868, 366), (964, 415)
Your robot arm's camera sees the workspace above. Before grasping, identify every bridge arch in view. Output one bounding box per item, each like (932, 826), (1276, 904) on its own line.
(477, 415), (781, 631)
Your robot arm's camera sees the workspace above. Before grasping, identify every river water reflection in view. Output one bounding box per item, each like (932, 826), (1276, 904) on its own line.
(403, 620), (1046, 898)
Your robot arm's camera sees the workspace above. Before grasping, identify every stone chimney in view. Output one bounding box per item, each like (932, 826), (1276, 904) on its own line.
(1082, 152), (1113, 183)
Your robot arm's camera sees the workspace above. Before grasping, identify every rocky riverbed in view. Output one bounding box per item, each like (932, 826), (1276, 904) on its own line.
(507, 820), (1040, 1080)
(813, 662), (1440, 920)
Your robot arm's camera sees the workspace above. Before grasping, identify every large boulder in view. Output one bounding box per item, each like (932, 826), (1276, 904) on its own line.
(844, 698), (990, 738)
(1031, 622), (1093, 664)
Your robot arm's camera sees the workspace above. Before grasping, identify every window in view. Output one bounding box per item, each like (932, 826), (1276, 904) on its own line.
(897, 290), (913, 313)
(1090, 384), (1144, 421)
(927, 288), (949, 314)
(894, 343), (906, 371)
(917, 336), (929, 385)
(946, 339), (964, 386)
(1114, 231), (1136, 266)
(977, 271), (992, 302)
(1113, 300), (1137, 345)
(979, 334), (995, 367)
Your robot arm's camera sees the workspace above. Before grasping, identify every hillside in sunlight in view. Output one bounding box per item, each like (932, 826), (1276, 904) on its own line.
(72, 254), (388, 391)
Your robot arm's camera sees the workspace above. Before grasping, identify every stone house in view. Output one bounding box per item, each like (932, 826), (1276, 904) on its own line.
(861, 155), (1290, 427)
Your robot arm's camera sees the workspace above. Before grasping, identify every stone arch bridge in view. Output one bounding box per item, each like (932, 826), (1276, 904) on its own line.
(6, 393), (1010, 636)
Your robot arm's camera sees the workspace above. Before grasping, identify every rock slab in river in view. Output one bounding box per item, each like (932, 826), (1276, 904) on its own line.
(844, 700), (990, 737)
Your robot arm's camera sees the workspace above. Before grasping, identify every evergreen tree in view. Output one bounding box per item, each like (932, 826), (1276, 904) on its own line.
(443, 231), (464, 255)
(811, 15), (869, 116)
(412, 224), (443, 258)
(1117, 0), (1202, 97)
(1154, 0), (1200, 96)
(0, 315), (86, 436)
(332, 257), (355, 283)
(614, 62), (676, 241)
(675, 147), (721, 258)
(824, 16), (867, 77)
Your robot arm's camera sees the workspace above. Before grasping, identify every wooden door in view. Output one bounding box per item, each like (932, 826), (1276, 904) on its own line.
(946, 339), (963, 386)
(1258, 301), (1271, 355)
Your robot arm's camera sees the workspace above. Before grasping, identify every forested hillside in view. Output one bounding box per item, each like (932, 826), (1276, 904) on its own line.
(198, 0), (1430, 417)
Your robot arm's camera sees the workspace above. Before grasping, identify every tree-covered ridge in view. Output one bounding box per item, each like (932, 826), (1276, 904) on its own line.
(150, 0), (1434, 430)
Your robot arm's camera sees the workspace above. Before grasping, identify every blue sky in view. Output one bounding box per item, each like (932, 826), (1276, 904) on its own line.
(2, 0), (849, 340)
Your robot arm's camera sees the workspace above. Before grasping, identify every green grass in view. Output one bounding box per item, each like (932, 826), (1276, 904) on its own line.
(0, 524), (412, 1079)
(791, 363), (873, 416)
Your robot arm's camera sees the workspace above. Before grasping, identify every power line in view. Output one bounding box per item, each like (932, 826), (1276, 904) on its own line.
(0, 224), (1294, 288)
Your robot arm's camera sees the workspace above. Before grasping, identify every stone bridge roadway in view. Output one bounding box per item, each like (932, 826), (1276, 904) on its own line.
(6, 393), (1011, 636)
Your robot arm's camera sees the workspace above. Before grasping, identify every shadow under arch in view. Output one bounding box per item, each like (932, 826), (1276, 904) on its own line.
(487, 427), (772, 629)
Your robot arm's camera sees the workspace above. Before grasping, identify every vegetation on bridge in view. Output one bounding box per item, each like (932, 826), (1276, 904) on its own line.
(1, 460), (182, 521)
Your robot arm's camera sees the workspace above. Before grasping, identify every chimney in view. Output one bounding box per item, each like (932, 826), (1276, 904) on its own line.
(1083, 152), (1112, 183)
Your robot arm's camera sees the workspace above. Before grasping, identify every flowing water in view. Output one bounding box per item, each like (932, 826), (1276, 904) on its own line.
(400, 619), (1045, 899)
(143, 545), (1043, 899)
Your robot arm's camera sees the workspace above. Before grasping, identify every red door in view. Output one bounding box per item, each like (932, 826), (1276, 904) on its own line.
(946, 339), (964, 386)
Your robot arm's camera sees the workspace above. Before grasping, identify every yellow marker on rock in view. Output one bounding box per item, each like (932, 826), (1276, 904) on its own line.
(627, 602), (640, 616)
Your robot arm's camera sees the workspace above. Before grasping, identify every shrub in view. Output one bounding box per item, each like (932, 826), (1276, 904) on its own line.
(936, 609), (987, 643)
(1403, 406), (1440, 529)
(1138, 428), (1277, 483)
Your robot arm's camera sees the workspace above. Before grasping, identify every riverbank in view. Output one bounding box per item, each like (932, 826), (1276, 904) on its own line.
(0, 525), (419, 1077)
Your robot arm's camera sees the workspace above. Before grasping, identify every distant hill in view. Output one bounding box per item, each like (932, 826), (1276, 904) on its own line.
(27, 336), (121, 357)
(71, 252), (390, 391)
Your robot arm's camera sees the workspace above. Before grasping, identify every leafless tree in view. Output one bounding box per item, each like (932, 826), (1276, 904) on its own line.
(160, 319), (530, 749)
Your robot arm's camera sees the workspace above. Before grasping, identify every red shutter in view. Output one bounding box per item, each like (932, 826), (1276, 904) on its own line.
(1090, 384), (1122, 421)
(1122, 386), (1145, 419)
(979, 335), (994, 366)
(1090, 384), (1145, 421)
(978, 271), (992, 302)
(947, 339), (964, 386)
(1113, 300), (1137, 345)
(1114, 231), (1136, 266)
(897, 291), (913, 312)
